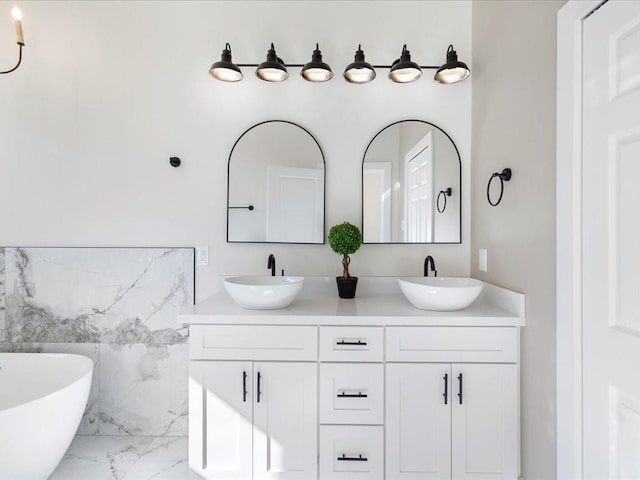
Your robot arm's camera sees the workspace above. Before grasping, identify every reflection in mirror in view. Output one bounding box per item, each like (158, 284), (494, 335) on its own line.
(362, 120), (461, 243)
(227, 120), (325, 243)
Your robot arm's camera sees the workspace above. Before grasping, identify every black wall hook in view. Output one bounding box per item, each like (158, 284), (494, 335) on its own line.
(487, 168), (512, 206)
(436, 187), (452, 213)
(169, 157), (181, 168)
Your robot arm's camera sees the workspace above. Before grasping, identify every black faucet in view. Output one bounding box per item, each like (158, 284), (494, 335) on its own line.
(267, 254), (276, 277)
(424, 255), (437, 277)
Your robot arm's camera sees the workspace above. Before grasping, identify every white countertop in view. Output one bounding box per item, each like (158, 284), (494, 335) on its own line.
(179, 277), (526, 327)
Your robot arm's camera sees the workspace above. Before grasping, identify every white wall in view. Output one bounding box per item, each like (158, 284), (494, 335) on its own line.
(471, 1), (564, 479)
(0, 0), (471, 300)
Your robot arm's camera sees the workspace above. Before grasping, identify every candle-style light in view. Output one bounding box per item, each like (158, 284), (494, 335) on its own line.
(12, 5), (24, 45)
(1, 4), (25, 75)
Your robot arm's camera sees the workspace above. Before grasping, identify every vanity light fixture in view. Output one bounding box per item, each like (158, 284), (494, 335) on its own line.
(256, 43), (289, 82)
(343, 45), (376, 84)
(301, 43), (333, 82)
(1, 5), (25, 76)
(208, 42), (470, 85)
(388, 45), (422, 83)
(209, 43), (243, 82)
(434, 44), (470, 84)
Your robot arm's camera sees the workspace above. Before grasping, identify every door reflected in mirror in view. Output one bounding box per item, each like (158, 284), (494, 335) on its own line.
(227, 120), (326, 243)
(362, 120), (461, 244)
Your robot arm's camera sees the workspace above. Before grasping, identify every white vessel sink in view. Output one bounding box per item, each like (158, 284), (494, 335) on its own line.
(398, 277), (483, 311)
(224, 276), (304, 310)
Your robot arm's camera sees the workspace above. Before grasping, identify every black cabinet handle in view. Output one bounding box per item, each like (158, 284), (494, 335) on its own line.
(457, 373), (463, 405)
(337, 454), (368, 462)
(242, 371), (247, 402)
(336, 340), (367, 346)
(257, 372), (262, 403)
(443, 373), (448, 405)
(337, 392), (368, 398)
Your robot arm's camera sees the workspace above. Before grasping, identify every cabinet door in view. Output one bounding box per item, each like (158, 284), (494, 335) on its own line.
(452, 364), (518, 480)
(386, 363), (451, 480)
(253, 362), (318, 480)
(189, 361), (253, 479)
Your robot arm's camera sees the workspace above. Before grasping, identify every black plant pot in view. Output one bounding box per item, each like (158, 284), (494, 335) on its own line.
(336, 276), (358, 299)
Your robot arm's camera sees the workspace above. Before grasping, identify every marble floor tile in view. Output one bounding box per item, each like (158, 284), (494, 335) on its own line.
(99, 343), (188, 436)
(49, 435), (197, 480)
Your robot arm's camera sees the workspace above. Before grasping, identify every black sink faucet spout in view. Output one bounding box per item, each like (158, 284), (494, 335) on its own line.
(267, 254), (276, 277)
(424, 256), (437, 277)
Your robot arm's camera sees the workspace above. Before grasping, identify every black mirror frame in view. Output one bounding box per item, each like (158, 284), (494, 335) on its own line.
(361, 119), (462, 244)
(227, 119), (327, 244)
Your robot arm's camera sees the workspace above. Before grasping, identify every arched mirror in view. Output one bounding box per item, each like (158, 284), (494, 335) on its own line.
(227, 120), (326, 243)
(362, 120), (461, 243)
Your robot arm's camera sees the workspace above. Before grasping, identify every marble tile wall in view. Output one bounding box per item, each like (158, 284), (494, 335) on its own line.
(0, 249), (5, 342)
(0, 247), (194, 437)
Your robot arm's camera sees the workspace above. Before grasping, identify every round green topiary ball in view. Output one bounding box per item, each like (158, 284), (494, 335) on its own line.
(328, 222), (362, 255)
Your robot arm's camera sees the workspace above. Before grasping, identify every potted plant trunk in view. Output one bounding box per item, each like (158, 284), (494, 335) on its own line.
(328, 222), (362, 299)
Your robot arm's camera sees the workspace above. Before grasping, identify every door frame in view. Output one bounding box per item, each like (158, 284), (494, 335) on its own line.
(556, 1), (607, 479)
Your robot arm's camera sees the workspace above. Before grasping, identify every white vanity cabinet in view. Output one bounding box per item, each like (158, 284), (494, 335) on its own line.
(181, 278), (525, 480)
(188, 326), (318, 480)
(386, 327), (519, 480)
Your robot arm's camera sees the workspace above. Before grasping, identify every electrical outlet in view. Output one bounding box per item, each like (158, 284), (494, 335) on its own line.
(479, 249), (487, 272)
(196, 246), (209, 266)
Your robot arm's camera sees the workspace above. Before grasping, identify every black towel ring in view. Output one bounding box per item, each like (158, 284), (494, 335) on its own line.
(487, 168), (512, 207)
(436, 188), (452, 213)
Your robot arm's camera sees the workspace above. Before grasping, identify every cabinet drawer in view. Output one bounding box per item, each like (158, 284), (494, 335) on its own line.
(319, 327), (383, 362)
(386, 326), (517, 363)
(320, 426), (383, 480)
(320, 364), (383, 425)
(189, 325), (317, 361)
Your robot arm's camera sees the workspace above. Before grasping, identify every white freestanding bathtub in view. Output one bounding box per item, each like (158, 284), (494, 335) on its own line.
(0, 353), (93, 480)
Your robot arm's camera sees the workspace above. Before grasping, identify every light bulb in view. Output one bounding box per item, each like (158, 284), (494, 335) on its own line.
(12, 5), (22, 21)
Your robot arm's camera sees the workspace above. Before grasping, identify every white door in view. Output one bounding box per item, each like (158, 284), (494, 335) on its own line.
(451, 364), (518, 480)
(404, 133), (434, 242)
(386, 363), (451, 480)
(253, 362), (318, 480)
(582, 1), (640, 478)
(363, 161), (392, 242)
(188, 362), (253, 479)
(266, 166), (324, 243)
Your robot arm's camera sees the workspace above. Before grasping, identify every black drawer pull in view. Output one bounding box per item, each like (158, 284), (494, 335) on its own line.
(443, 373), (448, 405)
(336, 340), (367, 346)
(457, 373), (463, 405)
(257, 372), (262, 403)
(242, 371), (248, 402)
(337, 392), (368, 398)
(337, 454), (368, 462)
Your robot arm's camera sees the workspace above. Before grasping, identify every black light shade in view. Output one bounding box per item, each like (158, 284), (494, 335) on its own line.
(388, 45), (422, 83)
(343, 44), (376, 84)
(209, 43), (243, 82)
(256, 43), (288, 82)
(301, 43), (333, 82)
(434, 44), (470, 84)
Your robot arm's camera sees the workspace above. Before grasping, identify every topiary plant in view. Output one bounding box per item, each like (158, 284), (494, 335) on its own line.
(328, 222), (362, 279)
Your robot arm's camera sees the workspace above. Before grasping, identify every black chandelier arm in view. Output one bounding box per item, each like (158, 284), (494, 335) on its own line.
(0, 43), (23, 75)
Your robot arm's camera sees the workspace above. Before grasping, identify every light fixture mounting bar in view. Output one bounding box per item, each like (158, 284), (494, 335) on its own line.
(372, 64), (440, 70)
(236, 63), (304, 68)
(235, 62), (440, 70)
